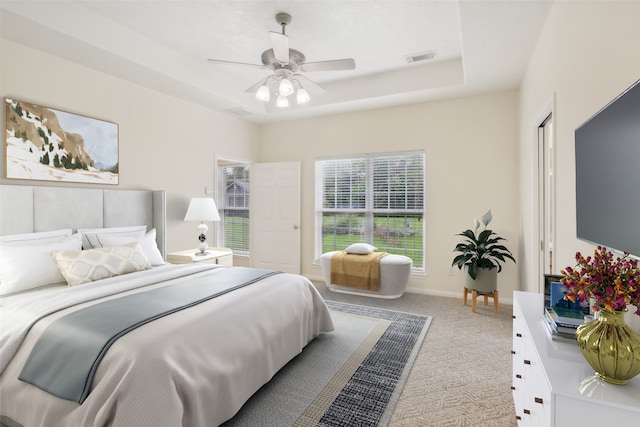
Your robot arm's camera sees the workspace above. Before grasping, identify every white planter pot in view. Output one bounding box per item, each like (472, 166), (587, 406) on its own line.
(464, 267), (498, 293)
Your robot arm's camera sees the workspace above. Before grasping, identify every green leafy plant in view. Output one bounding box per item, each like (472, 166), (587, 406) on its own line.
(452, 210), (516, 279)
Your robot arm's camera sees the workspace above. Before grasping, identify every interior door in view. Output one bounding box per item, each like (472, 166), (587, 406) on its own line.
(250, 161), (301, 274)
(538, 112), (554, 290)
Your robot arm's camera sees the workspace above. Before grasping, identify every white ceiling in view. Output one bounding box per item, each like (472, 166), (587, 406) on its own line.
(0, 1), (553, 124)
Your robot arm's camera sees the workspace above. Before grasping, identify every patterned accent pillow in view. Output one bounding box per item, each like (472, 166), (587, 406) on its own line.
(53, 242), (151, 287)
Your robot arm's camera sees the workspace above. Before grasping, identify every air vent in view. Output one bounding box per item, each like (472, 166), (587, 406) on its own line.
(405, 50), (437, 64)
(225, 107), (253, 117)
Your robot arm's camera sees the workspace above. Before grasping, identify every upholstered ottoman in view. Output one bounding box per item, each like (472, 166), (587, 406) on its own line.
(320, 251), (412, 299)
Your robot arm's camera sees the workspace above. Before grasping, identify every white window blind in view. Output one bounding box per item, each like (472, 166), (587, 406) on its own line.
(217, 162), (249, 254)
(315, 151), (425, 270)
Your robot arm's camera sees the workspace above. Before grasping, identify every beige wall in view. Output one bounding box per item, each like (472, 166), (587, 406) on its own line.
(7, 1), (636, 299)
(0, 39), (260, 254)
(518, 1), (640, 292)
(258, 91), (520, 297)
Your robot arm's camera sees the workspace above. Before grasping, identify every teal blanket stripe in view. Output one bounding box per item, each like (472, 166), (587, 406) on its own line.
(18, 267), (281, 404)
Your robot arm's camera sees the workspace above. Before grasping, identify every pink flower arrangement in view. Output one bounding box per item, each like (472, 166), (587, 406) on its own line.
(561, 246), (640, 315)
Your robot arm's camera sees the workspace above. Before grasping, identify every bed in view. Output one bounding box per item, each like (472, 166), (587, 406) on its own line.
(0, 185), (334, 426)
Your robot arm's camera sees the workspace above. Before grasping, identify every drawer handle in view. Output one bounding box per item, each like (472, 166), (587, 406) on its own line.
(524, 359), (531, 365)
(511, 386), (516, 391)
(511, 350), (516, 355)
(516, 333), (522, 337)
(513, 315), (516, 319)
(516, 374), (522, 379)
(516, 416), (522, 420)
(523, 409), (531, 415)
(535, 397), (544, 404)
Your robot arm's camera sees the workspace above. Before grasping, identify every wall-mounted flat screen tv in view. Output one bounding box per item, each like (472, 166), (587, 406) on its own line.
(574, 79), (640, 258)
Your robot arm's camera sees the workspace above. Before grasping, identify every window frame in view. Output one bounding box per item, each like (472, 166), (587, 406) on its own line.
(315, 150), (425, 273)
(216, 157), (250, 256)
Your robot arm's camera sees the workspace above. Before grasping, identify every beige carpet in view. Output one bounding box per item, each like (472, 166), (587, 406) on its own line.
(313, 281), (518, 427)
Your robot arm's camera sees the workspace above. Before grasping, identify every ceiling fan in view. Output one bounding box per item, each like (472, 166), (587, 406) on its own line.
(207, 12), (356, 107)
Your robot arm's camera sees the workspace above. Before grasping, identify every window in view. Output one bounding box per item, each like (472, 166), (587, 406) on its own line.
(316, 151), (425, 270)
(217, 160), (249, 255)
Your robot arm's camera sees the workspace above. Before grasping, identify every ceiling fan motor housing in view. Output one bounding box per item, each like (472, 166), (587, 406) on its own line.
(261, 48), (306, 71)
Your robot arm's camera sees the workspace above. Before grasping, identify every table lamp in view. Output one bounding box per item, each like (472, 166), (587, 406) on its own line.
(184, 197), (220, 255)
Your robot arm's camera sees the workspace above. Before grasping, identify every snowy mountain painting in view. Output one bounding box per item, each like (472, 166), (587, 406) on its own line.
(4, 98), (118, 184)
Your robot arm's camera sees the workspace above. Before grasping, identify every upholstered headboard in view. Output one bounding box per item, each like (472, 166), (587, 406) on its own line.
(0, 185), (166, 257)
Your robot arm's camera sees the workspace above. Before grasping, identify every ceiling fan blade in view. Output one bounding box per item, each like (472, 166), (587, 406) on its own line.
(292, 74), (325, 95)
(269, 31), (289, 64)
(300, 58), (356, 72)
(208, 58), (267, 69)
(245, 76), (278, 93)
(245, 78), (265, 93)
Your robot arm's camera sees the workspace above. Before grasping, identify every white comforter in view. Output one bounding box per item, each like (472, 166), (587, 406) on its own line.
(0, 264), (334, 426)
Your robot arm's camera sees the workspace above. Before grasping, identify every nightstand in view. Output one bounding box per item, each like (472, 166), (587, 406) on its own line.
(167, 247), (233, 266)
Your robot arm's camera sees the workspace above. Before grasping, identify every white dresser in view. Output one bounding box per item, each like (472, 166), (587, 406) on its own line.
(512, 291), (640, 426)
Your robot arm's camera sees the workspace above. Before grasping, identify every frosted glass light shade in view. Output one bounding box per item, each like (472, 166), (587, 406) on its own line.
(276, 94), (289, 108)
(279, 78), (294, 96)
(296, 88), (310, 104)
(255, 85), (270, 102)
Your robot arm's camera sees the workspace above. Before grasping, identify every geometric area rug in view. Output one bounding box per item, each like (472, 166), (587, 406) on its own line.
(222, 301), (432, 427)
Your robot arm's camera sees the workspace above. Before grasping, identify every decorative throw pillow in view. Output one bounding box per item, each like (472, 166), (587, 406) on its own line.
(53, 242), (151, 287)
(77, 225), (147, 249)
(345, 243), (377, 254)
(97, 228), (165, 266)
(0, 233), (82, 296)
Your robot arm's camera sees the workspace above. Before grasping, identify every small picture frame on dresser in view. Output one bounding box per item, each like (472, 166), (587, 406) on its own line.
(543, 274), (565, 309)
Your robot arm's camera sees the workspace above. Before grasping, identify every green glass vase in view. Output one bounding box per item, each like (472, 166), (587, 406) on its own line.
(576, 309), (640, 385)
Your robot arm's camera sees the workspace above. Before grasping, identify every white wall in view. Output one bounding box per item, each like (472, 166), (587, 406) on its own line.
(0, 39), (260, 253)
(518, 1), (640, 292)
(258, 91), (520, 297)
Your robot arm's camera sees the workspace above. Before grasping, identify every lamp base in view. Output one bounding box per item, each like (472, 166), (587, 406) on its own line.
(195, 234), (208, 256)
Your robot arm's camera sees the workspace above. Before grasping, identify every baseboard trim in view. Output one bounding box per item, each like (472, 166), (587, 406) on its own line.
(305, 274), (513, 305)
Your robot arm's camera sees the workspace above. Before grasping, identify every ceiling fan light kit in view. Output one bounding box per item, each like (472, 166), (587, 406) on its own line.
(276, 94), (289, 108)
(208, 12), (355, 109)
(296, 86), (311, 104)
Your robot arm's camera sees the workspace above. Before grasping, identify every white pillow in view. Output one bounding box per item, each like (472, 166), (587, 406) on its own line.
(97, 228), (165, 266)
(77, 225), (147, 249)
(345, 243), (377, 254)
(53, 242), (151, 287)
(0, 229), (72, 246)
(0, 233), (82, 295)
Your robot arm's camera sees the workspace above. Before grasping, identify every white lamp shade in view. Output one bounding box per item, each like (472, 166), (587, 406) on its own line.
(184, 198), (220, 222)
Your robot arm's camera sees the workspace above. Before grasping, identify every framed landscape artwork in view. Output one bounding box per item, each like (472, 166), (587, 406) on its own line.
(4, 98), (119, 184)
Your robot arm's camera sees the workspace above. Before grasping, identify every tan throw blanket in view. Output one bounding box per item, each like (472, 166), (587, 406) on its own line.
(330, 251), (388, 291)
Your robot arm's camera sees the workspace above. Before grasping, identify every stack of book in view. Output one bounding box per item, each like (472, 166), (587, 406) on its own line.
(543, 305), (587, 342)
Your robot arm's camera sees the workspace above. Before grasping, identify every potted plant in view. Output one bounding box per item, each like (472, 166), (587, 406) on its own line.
(560, 246), (640, 384)
(451, 210), (516, 293)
